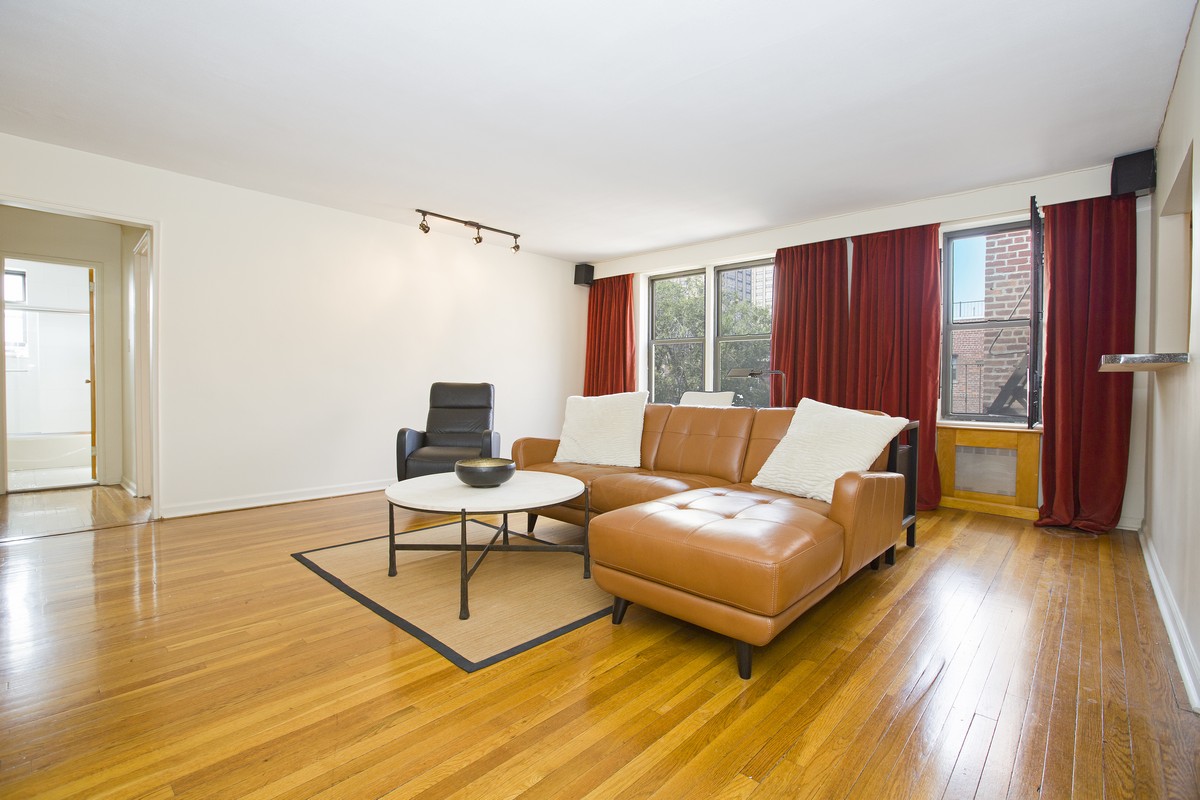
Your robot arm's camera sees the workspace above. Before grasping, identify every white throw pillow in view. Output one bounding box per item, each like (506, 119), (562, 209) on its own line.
(752, 398), (908, 503)
(554, 391), (648, 467)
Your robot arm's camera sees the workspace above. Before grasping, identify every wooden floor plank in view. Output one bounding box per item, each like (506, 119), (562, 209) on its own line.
(1, 490), (1197, 799)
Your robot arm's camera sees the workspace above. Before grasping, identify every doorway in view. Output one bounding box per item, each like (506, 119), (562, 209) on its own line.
(3, 258), (96, 491)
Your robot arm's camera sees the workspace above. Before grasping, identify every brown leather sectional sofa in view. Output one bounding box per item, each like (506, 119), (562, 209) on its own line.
(512, 404), (917, 678)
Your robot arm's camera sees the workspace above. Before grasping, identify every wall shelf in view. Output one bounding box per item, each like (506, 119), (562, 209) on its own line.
(1098, 353), (1191, 372)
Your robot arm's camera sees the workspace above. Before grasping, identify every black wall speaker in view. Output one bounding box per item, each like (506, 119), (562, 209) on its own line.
(574, 263), (595, 287)
(1111, 149), (1156, 197)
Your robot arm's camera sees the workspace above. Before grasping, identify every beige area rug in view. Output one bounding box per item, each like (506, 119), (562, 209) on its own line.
(293, 518), (613, 671)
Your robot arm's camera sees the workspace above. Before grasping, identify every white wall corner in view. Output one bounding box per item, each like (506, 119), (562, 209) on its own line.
(1139, 528), (1200, 712)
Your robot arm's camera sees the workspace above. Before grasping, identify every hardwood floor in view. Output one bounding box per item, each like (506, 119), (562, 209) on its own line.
(0, 485), (152, 543)
(0, 492), (1196, 799)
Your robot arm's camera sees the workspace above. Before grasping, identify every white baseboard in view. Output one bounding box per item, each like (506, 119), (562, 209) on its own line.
(1139, 529), (1200, 712)
(1117, 514), (1144, 532)
(158, 479), (393, 519)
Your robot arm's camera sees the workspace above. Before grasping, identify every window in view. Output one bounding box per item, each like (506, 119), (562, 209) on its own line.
(941, 221), (1042, 424)
(4, 270), (28, 358)
(647, 260), (774, 406)
(715, 260), (773, 407)
(5, 270), (27, 304)
(648, 271), (705, 404)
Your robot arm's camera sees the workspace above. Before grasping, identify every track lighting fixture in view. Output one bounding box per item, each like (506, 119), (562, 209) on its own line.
(414, 209), (522, 252)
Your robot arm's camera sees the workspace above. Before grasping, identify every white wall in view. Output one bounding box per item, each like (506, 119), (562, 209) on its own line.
(0, 132), (587, 517)
(0, 206), (124, 485)
(594, 167), (1112, 279)
(1143, 1), (1200, 710)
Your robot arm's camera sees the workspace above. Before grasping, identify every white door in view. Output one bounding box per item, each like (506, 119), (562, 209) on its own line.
(3, 259), (96, 491)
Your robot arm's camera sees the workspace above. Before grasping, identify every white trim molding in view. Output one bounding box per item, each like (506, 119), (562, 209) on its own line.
(1139, 528), (1200, 712)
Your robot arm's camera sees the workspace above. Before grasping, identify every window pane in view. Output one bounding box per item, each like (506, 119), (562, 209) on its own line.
(652, 274), (705, 340)
(4, 271), (27, 304)
(951, 230), (1032, 322)
(948, 326), (1030, 419)
(716, 339), (771, 407)
(651, 341), (704, 405)
(718, 265), (773, 336)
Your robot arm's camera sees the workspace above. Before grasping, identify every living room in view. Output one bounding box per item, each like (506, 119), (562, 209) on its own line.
(2, 2), (1199, 797)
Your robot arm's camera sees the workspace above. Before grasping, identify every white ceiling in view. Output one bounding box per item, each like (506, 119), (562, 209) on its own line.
(0, 1), (1194, 263)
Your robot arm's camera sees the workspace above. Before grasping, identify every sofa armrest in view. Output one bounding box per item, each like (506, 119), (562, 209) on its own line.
(482, 430), (501, 459)
(397, 427), (425, 480)
(828, 470), (904, 582)
(512, 437), (559, 468)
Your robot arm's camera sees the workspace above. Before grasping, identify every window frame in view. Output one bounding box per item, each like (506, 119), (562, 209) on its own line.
(647, 268), (707, 404)
(940, 219), (1043, 426)
(713, 258), (774, 403)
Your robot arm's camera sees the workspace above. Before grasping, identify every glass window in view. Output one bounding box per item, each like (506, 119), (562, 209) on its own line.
(715, 261), (774, 407)
(942, 223), (1041, 423)
(648, 271), (705, 404)
(5, 270), (27, 304)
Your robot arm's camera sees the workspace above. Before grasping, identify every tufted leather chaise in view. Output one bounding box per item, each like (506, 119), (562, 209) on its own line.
(512, 404), (916, 678)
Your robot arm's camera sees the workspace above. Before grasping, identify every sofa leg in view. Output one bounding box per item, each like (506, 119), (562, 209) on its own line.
(870, 556), (881, 570)
(885, 545), (896, 566)
(527, 513), (538, 533)
(736, 641), (752, 679)
(612, 597), (630, 624)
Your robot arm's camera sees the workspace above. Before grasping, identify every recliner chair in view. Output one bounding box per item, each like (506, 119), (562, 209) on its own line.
(397, 382), (500, 480)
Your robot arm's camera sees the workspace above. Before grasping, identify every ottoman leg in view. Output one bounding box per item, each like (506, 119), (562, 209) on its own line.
(612, 597), (631, 624)
(736, 641), (752, 679)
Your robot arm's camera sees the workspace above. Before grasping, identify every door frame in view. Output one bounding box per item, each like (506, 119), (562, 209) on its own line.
(0, 200), (160, 519)
(131, 231), (153, 498)
(1, 254), (101, 491)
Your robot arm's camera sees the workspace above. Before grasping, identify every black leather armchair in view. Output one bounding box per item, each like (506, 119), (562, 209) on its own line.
(397, 382), (501, 480)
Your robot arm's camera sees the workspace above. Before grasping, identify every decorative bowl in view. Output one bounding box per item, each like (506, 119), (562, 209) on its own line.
(454, 457), (516, 488)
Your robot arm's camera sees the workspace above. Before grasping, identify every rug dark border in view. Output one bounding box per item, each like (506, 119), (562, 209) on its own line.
(292, 520), (612, 673)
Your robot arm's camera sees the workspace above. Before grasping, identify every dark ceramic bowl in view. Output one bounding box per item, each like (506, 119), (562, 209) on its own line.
(454, 457), (516, 488)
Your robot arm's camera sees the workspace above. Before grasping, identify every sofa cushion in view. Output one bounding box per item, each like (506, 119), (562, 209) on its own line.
(524, 461), (649, 510)
(589, 470), (733, 514)
(554, 391), (648, 467)
(752, 399), (908, 503)
(652, 406), (756, 483)
(590, 486), (844, 617)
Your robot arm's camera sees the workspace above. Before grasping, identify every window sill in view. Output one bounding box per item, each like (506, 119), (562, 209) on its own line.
(937, 419), (1042, 434)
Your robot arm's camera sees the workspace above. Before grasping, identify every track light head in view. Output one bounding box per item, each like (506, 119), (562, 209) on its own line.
(511, 235), (520, 253)
(418, 212), (430, 233)
(473, 225), (483, 245)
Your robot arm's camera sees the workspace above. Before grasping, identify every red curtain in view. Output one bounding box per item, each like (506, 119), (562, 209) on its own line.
(1037, 195), (1136, 532)
(847, 224), (942, 509)
(583, 274), (636, 396)
(769, 239), (849, 407)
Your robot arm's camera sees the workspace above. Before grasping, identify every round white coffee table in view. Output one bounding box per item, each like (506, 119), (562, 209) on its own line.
(385, 471), (588, 620)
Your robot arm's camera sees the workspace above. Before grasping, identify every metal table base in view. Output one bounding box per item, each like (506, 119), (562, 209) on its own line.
(387, 489), (590, 620)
